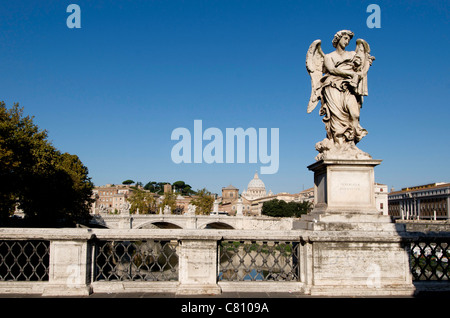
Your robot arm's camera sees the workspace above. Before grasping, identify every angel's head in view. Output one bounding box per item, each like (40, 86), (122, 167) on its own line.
(332, 30), (354, 48)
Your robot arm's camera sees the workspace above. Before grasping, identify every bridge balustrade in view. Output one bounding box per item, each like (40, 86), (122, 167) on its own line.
(0, 228), (448, 296)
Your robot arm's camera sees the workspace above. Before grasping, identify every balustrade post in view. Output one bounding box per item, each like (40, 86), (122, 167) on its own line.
(176, 235), (222, 295)
(43, 237), (93, 296)
(300, 240), (313, 289)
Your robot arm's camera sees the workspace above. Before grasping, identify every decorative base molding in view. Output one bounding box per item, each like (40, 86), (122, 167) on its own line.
(310, 284), (416, 296)
(42, 284), (92, 297)
(176, 284), (222, 295)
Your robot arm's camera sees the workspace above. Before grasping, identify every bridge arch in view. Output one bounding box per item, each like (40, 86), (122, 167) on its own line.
(200, 222), (235, 230)
(137, 221), (183, 229)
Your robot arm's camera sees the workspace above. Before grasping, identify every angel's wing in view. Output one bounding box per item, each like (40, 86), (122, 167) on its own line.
(355, 39), (375, 96)
(306, 40), (325, 113)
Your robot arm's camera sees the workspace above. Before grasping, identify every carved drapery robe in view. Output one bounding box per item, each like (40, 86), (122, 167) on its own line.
(320, 51), (367, 144)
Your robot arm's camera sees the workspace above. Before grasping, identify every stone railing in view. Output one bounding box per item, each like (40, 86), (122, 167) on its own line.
(0, 228), (448, 296)
(395, 220), (450, 233)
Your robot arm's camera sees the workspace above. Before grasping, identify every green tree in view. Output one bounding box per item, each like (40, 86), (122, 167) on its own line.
(122, 179), (135, 185)
(144, 181), (171, 194)
(144, 180), (196, 196)
(144, 181), (157, 192)
(158, 191), (177, 213)
(0, 102), (48, 219)
(172, 180), (196, 195)
(190, 188), (214, 215)
(181, 184), (196, 196)
(0, 102), (94, 226)
(261, 199), (311, 218)
(172, 181), (185, 192)
(127, 188), (157, 214)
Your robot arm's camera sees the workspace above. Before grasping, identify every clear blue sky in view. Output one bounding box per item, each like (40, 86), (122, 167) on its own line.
(1, 0), (449, 195)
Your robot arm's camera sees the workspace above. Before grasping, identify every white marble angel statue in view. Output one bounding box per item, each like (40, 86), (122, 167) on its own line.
(119, 202), (131, 214)
(306, 30), (375, 160)
(187, 204), (196, 216)
(163, 205), (171, 215)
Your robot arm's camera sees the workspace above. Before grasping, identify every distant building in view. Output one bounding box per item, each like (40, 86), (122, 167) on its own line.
(92, 184), (135, 214)
(297, 187), (315, 203)
(92, 183), (206, 215)
(221, 185), (239, 204)
(219, 172), (313, 216)
(164, 183), (172, 194)
(388, 182), (450, 220)
(241, 172), (271, 200)
(374, 183), (388, 215)
(220, 185), (241, 215)
(174, 194), (198, 215)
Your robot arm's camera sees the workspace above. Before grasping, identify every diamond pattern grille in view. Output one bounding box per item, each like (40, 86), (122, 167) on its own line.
(0, 240), (50, 281)
(410, 238), (449, 281)
(93, 240), (179, 281)
(3, 236), (448, 286)
(218, 240), (300, 281)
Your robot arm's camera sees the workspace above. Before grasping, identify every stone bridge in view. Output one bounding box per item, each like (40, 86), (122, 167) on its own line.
(90, 213), (297, 230)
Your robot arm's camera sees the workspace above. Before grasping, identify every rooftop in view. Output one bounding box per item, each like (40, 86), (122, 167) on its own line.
(389, 182), (450, 195)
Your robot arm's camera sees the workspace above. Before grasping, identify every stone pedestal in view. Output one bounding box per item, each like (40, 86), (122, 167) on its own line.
(299, 159), (415, 295)
(308, 233), (415, 296)
(309, 159), (381, 214)
(301, 159), (404, 232)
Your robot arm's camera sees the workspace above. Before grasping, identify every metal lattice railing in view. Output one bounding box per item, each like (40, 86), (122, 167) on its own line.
(0, 240), (50, 281)
(410, 238), (449, 281)
(218, 240), (300, 281)
(93, 240), (179, 281)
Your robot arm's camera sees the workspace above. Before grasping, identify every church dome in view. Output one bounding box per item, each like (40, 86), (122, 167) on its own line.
(242, 172), (267, 201)
(247, 172), (266, 190)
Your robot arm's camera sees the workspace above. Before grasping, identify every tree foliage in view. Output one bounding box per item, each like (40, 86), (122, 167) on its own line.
(144, 180), (196, 196)
(144, 181), (170, 194)
(190, 188), (214, 215)
(0, 102), (94, 226)
(158, 191), (178, 213)
(172, 180), (196, 195)
(261, 199), (312, 218)
(127, 188), (157, 214)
